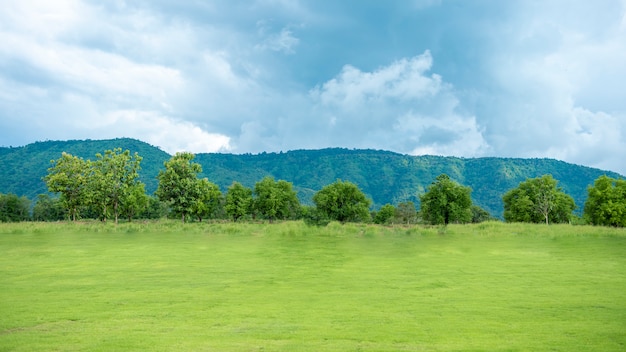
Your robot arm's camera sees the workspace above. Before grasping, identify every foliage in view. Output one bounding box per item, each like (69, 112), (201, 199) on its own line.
(119, 183), (149, 222)
(301, 205), (331, 226)
(2, 139), (624, 219)
(224, 182), (253, 221)
(471, 205), (495, 223)
(373, 204), (396, 224)
(156, 152), (203, 223)
(420, 174), (472, 225)
(1, 138), (169, 200)
(394, 201), (418, 224)
(191, 178), (222, 222)
(313, 180), (371, 223)
(253, 176), (300, 222)
(503, 175), (575, 224)
(138, 196), (168, 220)
(0, 193), (31, 222)
(89, 148), (144, 223)
(44, 152), (89, 221)
(32, 194), (65, 221)
(584, 175), (626, 227)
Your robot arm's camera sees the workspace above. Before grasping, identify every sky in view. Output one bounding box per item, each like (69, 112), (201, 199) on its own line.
(1, 1), (625, 174)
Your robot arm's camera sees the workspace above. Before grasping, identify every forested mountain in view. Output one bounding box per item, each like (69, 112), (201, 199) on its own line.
(0, 139), (170, 202)
(0, 138), (622, 218)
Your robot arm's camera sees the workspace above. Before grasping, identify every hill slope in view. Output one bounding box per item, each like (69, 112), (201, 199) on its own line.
(0, 139), (170, 201)
(0, 138), (622, 218)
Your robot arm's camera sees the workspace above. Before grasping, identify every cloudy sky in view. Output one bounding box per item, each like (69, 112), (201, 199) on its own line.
(1, 1), (625, 174)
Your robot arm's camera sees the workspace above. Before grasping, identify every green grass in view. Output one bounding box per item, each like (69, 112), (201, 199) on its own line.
(1, 221), (625, 351)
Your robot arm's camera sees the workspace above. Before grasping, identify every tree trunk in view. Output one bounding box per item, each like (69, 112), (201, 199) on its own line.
(114, 201), (119, 225)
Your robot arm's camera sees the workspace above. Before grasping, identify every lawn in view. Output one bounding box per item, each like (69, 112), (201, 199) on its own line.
(1, 221), (625, 351)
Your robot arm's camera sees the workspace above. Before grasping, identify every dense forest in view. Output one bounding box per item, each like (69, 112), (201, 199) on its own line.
(0, 138), (622, 218)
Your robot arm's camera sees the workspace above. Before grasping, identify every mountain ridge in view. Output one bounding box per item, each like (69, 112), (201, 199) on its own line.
(0, 138), (622, 218)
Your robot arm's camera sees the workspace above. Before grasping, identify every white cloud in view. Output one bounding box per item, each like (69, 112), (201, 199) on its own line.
(256, 27), (300, 54)
(98, 110), (232, 154)
(306, 51), (488, 156)
(1, 0), (625, 176)
(476, 1), (626, 173)
(312, 51), (439, 107)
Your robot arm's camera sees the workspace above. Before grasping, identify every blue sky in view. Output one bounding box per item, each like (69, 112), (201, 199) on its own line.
(1, 0), (625, 174)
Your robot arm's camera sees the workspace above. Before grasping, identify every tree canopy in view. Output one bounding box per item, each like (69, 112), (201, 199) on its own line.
(0, 193), (31, 222)
(419, 174), (472, 225)
(89, 148), (144, 223)
(44, 152), (89, 221)
(312, 180), (371, 223)
(584, 175), (626, 227)
(156, 152), (203, 223)
(191, 178), (222, 222)
(503, 175), (575, 224)
(225, 182), (253, 222)
(253, 176), (300, 222)
(373, 204), (396, 225)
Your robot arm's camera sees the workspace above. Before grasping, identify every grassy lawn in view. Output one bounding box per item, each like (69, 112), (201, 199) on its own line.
(1, 221), (625, 351)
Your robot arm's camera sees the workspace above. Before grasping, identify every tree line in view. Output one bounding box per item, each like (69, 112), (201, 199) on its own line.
(1, 148), (625, 227)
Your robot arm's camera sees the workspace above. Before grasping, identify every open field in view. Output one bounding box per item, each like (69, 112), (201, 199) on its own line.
(1, 221), (625, 351)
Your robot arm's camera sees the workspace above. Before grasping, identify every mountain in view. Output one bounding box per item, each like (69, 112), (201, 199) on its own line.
(0, 138), (622, 218)
(0, 138), (170, 202)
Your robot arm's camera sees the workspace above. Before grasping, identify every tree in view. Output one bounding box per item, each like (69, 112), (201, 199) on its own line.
(394, 201), (417, 224)
(313, 180), (371, 223)
(32, 194), (65, 221)
(374, 204), (396, 225)
(584, 175), (626, 227)
(191, 178), (222, 222)
(253, 176), (300, 222)
(0, 193), (31, 222)
(420, 174), (472, 225)
(89, 148), (144, 223)
(225, 182), (253, 222)
(471, 205), (494, 223)
(302, 205), (331, 227)
(119, 183), (149, 222)
(156, 152), (202, 223)
(44, 152), (89, 221)
(139, 196), (168, 219)
(503, 175), (575, 224)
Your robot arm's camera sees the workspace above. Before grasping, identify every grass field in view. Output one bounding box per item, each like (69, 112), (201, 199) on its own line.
(1, 221), (625, 351)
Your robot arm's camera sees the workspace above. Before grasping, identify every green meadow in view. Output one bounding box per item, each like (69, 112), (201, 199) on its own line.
(1, 221), (625, 351)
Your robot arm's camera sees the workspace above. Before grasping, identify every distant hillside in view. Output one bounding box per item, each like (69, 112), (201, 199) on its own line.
(0, 138), (622, 218)
(0, 138), (170, 201)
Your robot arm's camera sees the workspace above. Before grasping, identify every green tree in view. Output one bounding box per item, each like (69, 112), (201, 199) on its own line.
(420, 174), (472, 225)
(394, 201), (417, 224)
(301, 205), (331, 227)
(139, 196), (168, 219)
(32, 194), (65, 221)
(119, 183), (149, 221)
(253, 176), (300, 222)
(313, 180), (371, 223)
(0, 193), (31, 222)
(471, 205), (494, 223)
(503, 175), (575, 224)
(44, 152), (89, 221)
(374, 204), (396, 225)
(225, 182), (253, 222)
(584, 175), (626, 227)
(156, 152), (202, 223)
(191, 178), (222, 222)
(89, 148), (144, 223)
